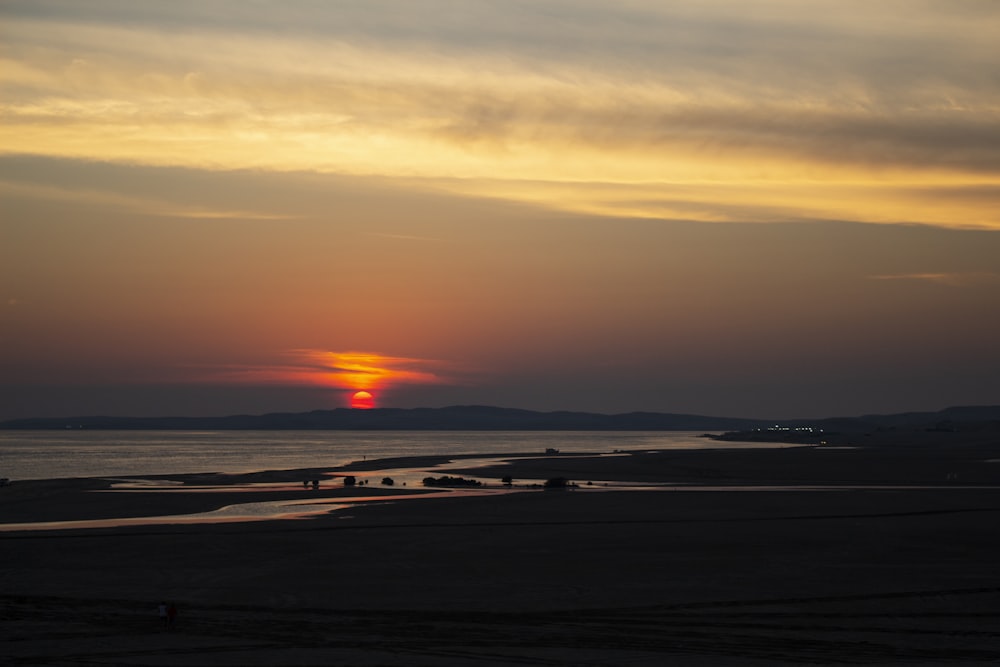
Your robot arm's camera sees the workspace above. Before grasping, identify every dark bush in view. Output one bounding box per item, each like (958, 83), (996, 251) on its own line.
(422, 475), (482, 488)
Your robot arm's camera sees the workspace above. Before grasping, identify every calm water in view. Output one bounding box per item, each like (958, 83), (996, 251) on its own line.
(0, 431), (728, 481)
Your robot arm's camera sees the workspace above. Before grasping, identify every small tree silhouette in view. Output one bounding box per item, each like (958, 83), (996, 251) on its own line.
(343, 475), (357, 487)
(501, 475), (513, 487)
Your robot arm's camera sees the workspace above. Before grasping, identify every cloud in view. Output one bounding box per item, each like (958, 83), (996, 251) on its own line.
(429, 178), (1000, 229)
(0, 179), (296, 221)
(367, 232), (448, 243)
(1, 2), (998, 229)
(868, 272), (1000, 287)
(198, 350), (457, 392)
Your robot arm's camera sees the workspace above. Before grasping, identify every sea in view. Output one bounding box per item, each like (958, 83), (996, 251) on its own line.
(0, 430), (732, 481)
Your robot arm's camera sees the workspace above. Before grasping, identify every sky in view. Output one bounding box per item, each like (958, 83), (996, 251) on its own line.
(2, 0), (999, 421)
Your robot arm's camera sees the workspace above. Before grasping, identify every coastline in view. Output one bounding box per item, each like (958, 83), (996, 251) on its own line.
(4, 443), (1000, 664)
(6, 439), (1000, 527)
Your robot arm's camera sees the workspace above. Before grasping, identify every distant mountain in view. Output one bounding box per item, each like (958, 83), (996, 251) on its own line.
(785, 405), (1000, 433)
(1, 404), (998, 432)
(0, 405), (763, 431)
(709, 405), (1000, 447)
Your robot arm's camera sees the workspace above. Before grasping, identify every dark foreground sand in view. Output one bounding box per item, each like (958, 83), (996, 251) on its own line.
(3, 440), (1000, 665)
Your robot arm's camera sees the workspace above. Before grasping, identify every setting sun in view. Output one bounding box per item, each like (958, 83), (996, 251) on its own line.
(350, 391), (375, 410)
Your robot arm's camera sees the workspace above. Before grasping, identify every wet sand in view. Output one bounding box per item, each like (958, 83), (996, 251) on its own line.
(3, 442), (1000, 664)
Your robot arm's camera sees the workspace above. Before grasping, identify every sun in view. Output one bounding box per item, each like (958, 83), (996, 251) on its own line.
(350, 390), (375, 409)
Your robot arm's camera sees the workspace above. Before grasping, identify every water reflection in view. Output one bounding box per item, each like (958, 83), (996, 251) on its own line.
(5, 451), (995, 533)
(0, 456), (522, 532)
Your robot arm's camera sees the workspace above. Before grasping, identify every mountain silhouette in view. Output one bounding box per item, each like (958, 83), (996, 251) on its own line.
(1, 404), (998, 431)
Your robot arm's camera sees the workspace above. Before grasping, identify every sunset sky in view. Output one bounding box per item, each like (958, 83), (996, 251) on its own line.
(2, 0), (999, 420)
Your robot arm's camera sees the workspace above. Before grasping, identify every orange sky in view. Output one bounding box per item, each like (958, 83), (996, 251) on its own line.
(1, 1), (998, 419)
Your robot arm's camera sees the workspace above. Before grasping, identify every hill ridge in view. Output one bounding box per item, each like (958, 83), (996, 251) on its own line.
(1, 404), (998, 431)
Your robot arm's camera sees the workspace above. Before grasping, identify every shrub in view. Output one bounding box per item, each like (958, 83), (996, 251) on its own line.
(422, 475), (482, 488)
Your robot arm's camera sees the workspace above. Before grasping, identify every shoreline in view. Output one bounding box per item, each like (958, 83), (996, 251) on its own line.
(4, 442), (1000, 528)
(6, 440), (1000, 540)
(0, 454), (486, 527)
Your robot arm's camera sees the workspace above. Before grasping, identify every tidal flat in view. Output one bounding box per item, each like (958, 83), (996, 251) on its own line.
(3, 441), (1000, 665)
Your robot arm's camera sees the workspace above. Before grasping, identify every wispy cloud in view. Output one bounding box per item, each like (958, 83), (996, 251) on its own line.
(868, 272), (1000, 287)
(367, 232), (448, 243)
(198, 350), (456, 392)
(0, 180), (296, 221)
(1, 2), (998, 229)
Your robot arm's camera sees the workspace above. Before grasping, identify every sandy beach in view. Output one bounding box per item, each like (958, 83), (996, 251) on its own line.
(3, 439), (1000, 665)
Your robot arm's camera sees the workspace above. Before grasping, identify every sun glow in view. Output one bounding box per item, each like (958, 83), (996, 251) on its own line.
(199, 350), (451, 407)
